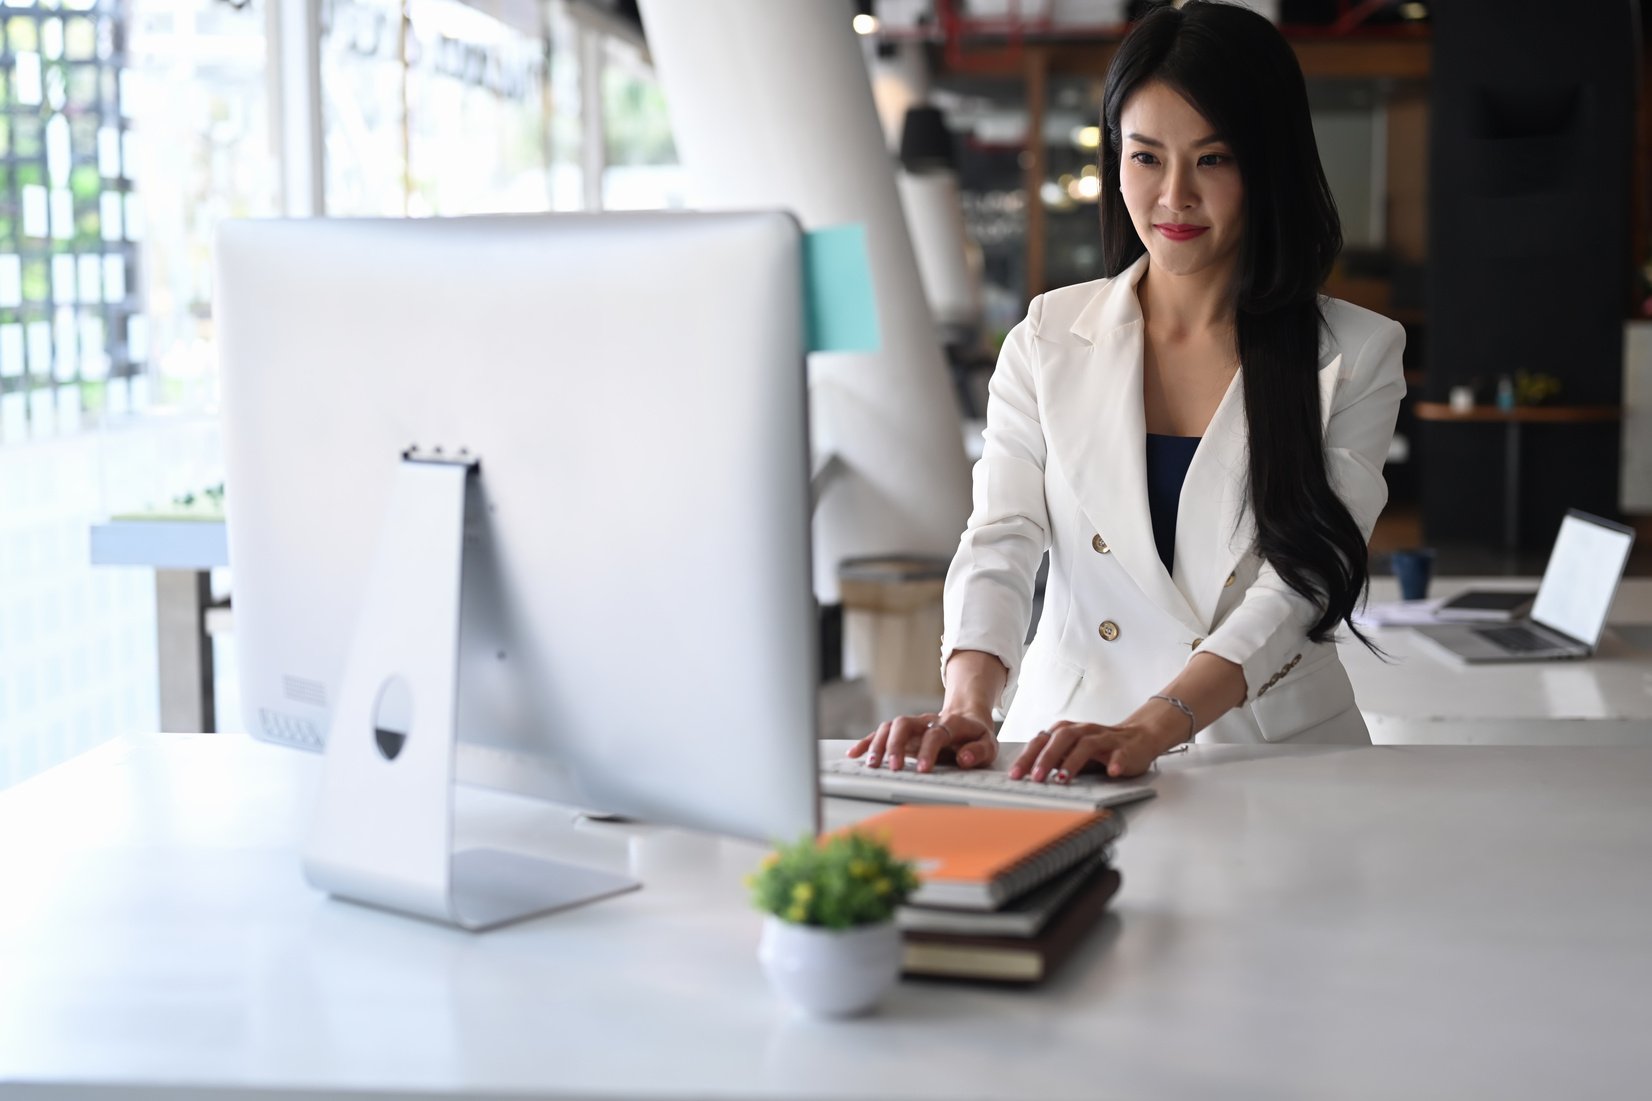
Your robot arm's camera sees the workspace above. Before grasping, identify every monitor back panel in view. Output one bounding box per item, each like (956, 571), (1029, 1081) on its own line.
(216, 212), (818, 842)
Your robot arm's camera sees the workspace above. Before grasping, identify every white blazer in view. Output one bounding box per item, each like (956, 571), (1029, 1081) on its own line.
(942, 254), (1406, 745)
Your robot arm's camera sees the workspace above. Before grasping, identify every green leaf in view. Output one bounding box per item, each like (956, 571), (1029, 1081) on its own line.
(745, 828), (920, 929)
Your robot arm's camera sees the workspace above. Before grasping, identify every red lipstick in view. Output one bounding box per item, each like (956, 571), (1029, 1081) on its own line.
(1155, 224), (1209, 242)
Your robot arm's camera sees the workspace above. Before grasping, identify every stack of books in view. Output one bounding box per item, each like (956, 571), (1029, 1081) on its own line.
(847, 804), (1126, 984)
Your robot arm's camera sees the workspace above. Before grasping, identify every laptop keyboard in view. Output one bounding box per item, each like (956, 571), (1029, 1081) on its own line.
(1473, 625), (1561, 653)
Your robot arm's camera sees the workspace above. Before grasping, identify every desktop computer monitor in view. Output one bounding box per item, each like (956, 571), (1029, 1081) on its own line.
(216, 212), (821, 928)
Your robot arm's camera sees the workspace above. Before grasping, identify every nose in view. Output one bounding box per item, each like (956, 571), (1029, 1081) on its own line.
(1161, 161), (1197, 213)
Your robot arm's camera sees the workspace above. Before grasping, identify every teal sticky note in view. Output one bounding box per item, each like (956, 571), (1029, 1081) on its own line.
(803, 224), (881, 354)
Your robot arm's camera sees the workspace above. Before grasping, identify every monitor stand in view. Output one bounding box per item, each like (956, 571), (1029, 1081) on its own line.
(302, 452), (639, 931)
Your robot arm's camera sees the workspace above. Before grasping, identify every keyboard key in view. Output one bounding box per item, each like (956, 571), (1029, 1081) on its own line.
(1473, 625), (1561, 653)
(819, 755), (1155, 811)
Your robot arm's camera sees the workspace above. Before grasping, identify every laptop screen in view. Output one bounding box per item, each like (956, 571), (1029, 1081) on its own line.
(1530, 512), (1636, 647)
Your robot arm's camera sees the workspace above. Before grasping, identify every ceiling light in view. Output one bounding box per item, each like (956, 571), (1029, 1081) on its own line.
(853, 13), (879, 35)
(1400, 2), (1427, 19)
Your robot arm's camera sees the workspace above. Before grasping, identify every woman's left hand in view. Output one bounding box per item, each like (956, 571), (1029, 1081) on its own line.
(1007, 720), (1176, 783)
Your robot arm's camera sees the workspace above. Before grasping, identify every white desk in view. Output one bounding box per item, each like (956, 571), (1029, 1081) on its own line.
(1346, 577), (1652, 745)
(4, 734), (1652, 1099)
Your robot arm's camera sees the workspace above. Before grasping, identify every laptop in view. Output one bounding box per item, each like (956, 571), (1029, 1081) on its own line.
(1410, 510), (1636, 663)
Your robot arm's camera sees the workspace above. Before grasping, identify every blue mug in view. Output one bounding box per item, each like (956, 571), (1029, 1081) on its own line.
(1390, 548), (1436, 602)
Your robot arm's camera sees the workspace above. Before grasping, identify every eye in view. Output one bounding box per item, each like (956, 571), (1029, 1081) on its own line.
(1199, 153), (1233, 167)
(1128, 151), (1159, 167)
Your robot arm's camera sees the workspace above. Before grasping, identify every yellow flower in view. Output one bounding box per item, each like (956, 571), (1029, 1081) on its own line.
(760, 852), (779, 869)
(874, 877), (891, 895)
(848, 859), (870, 879)
(792, 882), (814, 902)
(786, 903), (808, 923)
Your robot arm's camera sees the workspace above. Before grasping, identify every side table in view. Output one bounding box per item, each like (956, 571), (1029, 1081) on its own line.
(1412, 403), (1621, 552)
(89, 518), (229, 732)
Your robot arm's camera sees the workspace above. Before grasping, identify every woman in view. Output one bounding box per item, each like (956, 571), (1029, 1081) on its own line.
(850, 0), (1405, 782)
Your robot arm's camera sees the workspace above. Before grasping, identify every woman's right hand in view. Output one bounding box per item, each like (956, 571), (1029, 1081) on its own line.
(845, 711), (997, 774)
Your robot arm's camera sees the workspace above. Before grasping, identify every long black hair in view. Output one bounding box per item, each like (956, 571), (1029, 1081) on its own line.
(1099, 0), (1372, 648)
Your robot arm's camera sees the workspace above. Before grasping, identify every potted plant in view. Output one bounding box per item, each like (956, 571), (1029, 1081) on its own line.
(747, 829), (921, 1018)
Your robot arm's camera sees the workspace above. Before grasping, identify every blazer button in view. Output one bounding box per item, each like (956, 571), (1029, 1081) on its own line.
(1224, 572), (1236, 588)
(1098, 620), (1120, 642)
(1092, 534), (1110, 554)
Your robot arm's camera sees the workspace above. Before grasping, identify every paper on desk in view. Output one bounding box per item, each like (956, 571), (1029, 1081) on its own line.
(1353, 598), (1446, 628)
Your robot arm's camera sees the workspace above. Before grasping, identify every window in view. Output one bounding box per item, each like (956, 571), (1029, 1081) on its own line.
(0, 0), (140, 441)
(126, 0), (277, 413)
(406, 0), (550, 215)
(0, 0), (274, 791)
(598, 32), (681, 212)
(545, 0), (580, 211)
(321, 0), (406, 216)
(1, 0), (686, 790)
(323, 0), (557, 217)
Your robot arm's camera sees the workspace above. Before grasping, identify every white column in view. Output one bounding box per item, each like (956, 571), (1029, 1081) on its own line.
(267, 0), (325, 218)
(636, 0), (972, 602)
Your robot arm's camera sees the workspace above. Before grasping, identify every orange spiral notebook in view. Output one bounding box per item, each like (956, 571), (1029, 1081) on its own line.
(841, 804), (1124, 910)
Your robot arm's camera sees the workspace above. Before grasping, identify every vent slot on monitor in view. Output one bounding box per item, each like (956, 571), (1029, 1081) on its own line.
(283, 675), (328, 709)
(259, 707), (323, 748)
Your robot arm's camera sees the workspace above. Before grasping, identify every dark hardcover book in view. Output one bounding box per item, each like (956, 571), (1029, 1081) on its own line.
(901, 865), (1122, 984)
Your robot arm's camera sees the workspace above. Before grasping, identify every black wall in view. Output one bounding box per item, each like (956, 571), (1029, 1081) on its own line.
(1422, 0), (1639, 549)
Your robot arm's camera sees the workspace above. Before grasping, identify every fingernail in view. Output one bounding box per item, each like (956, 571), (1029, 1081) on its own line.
(958, 751), (973, 766)
(1007, 766), (1023, 780)
(917, 761), (930, 773)
(1031, 768), (1046, 782)
(866, 756), (880, 768)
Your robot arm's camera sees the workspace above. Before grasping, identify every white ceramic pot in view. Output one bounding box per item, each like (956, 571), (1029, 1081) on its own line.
(758, 915), (902, 1018)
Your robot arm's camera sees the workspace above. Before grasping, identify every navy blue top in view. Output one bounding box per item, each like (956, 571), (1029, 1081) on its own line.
(1145, 433), (1201, 573)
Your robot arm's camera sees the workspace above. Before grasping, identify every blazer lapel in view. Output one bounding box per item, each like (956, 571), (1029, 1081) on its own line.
(1318, 352), (1342, 432)
(1041, 256), (1204, 637)
(1173, 369), (1246, 629)
(1183, 349), (1345, 629)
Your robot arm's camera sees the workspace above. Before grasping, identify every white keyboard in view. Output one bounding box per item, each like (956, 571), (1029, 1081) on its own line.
(819, 755), (1156, 811)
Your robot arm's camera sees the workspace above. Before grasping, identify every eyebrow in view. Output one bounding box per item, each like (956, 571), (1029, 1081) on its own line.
(1125, 132), (1227, 148)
